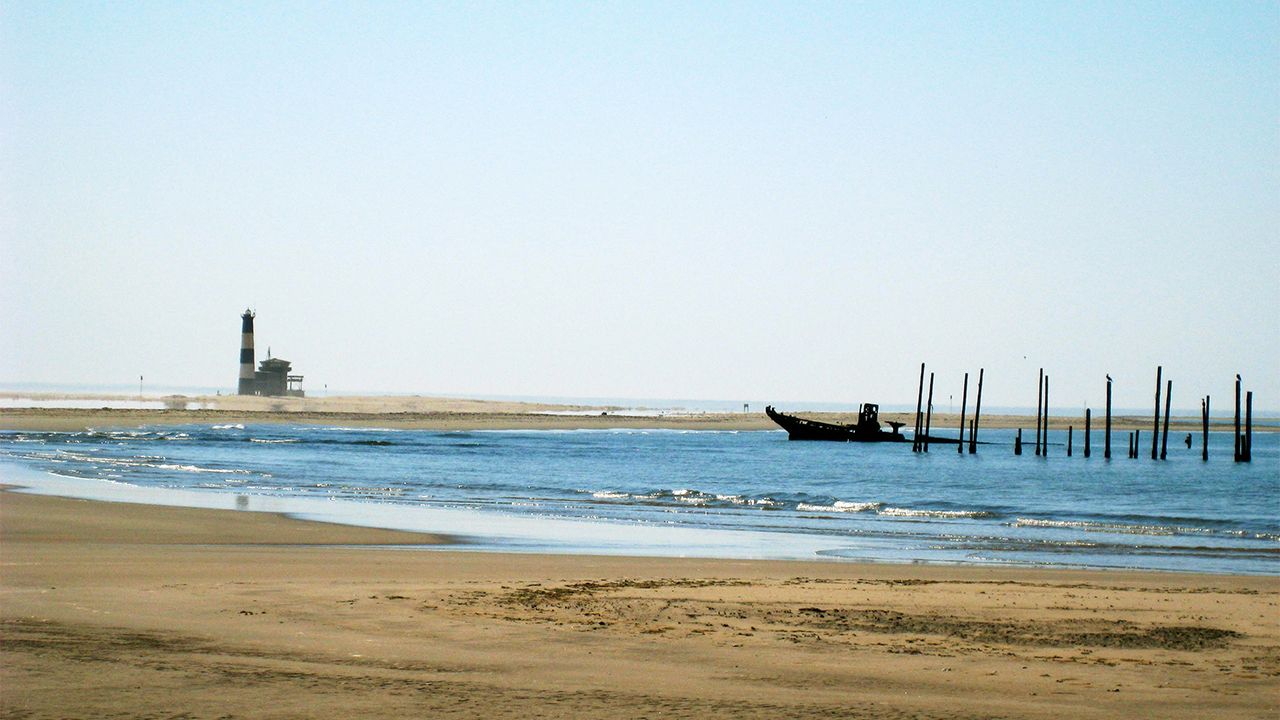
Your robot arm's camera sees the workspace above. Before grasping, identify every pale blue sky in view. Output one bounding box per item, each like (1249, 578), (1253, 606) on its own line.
(2, 1), (1276, 410)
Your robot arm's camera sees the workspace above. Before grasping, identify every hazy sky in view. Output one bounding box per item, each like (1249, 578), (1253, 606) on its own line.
(2, 2), (1276, 410)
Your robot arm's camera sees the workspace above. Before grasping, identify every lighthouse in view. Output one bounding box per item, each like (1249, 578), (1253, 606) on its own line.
(235, 309), (305, 397)
(237, 309), (256, 395)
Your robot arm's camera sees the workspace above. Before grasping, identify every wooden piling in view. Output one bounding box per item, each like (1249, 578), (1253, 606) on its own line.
(913, 363), (925, 453)
(957, 372), (969, 455)
(1151, 366), (1162, 460)
(969, 369), (984, 454)
(1084, 408), (1092, 458)
(1234, 374), (1242, 462)
(1160, 379), (1172, 460)
(1244, 391), (1253, 462)
(923, 373), (935, 452)
(1067, 425), (1073, 456)
(1015, 429), (1022, 455)
(1104, 375), (1113, 459)
(1201, 396), (1209, 462)
(1035, 368), (1044, 456)
(1043, 374), (1049, 458)
(1128, 432), (1134, 458)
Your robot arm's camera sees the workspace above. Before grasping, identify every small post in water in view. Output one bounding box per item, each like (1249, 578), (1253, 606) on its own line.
(1035, 368), (1044, 456)
(1234, 374), (1242, 462)
(1084, 408), (1092, 458)
(1015, 429), (1022, 455)
(1244, 391), (1253, 462)
(1151, 366), (1162, 460)
(1160, 379), (1172, 460)
(1067, 425), (1073, 457)
(1105, 375), (1113, 459)
(1201, 396), (1209, 462)
(1043, 374), (1050, 458)
(969, 368), (984, 454)
(957, 372), (969, 454)
(923, 372), (935, 452)
(913, 363), (926, 453)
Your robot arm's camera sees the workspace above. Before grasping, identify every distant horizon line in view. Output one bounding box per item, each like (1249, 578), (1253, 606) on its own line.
(2, 381), (1275, 418)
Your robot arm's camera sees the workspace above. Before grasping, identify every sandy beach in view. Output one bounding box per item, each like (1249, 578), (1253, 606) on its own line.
(2, 392), (1266, 433)
(2, 489), (1276, 719)
(7, 1), (1276, 716)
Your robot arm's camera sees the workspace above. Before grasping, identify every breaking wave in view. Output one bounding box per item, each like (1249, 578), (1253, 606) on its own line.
(796, 501), (883, 513)
(879, 507), (996, 519)
(1013, 517), (1279, 542)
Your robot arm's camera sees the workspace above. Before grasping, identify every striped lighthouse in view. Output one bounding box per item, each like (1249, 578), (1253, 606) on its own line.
(237, 309), (256, 395)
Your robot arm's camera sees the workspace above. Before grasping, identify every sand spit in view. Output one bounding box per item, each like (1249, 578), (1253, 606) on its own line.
(2, 490), (1277, 719)
(2, 392), (1269, 432)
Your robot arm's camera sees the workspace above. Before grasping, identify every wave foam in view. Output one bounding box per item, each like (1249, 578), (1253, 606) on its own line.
(879, 507), (994, 519)
(592, 491), (629, 499)
(1011, 517), (1261, 539)
(797, 501), (882, 513)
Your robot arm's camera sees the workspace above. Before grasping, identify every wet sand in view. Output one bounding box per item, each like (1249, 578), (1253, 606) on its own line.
(2, 490), (1277, 719)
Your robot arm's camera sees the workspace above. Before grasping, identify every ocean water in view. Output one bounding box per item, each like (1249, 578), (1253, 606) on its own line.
(1, 424), (1276, 574)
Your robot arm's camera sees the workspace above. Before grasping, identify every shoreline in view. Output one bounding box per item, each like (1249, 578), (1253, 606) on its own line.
(7, 461), (1274, 577)
(0, 484), (1266, 581)
(3, 488), (1277, 718)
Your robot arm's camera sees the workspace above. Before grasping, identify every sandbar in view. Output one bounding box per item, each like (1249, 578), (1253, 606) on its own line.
(3, 392), (1267, 433)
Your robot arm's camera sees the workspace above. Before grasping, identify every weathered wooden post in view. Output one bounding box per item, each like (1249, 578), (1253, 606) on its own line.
(1084, 408), (1092, 458)
(913, 363), (926, 453)
(1127, 432), (1134, 458)
(1043, 374), (1050, 458)
(1244, 391), (1253, 462)
(1151, 366), (1162, 460)
(968, 368), (984, 454)
(1104, 375), (1113, 460)
(1035, 368), (1044, 456)
(1015, 429), (1023, 455)
(957, 372), (969, 455)
(1201, 396), (1209, 462)
(1067, 425), (1073, 457)
(923, 372), (935, 452)
(1234, 374), (1242, 462)
(1160, 379), (1172, 460)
